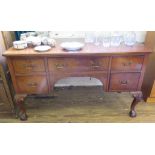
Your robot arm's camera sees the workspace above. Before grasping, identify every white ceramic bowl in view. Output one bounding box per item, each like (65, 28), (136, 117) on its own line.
(60, 42), (84, 51)
(13, 41), (27, 49)
(34, 45), (51, 52)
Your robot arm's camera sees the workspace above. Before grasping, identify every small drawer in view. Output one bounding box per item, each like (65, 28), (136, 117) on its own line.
(16, 75), (48, 94)
(48, 57), (109, 72)
(86, 57), (109, 71)
(109, 73), (141, 91)
(12, 58), (45, 74)
(111, 56), (144, 71)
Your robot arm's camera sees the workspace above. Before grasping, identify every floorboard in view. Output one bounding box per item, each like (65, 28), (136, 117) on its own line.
(0, 86), (155, 123)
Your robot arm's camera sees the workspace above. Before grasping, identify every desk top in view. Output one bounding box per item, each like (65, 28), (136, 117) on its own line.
(3, 43), (152, 57)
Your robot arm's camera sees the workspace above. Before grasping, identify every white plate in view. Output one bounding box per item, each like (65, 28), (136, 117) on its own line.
(60, 42), (84, 51)
(34, 45), (51, 52)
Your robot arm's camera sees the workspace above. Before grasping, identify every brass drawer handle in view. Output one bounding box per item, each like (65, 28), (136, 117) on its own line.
(91, 65), (100, 68)
(55, 64), (64, 69)
(122, 62), (132, 66)
(27, 83), (38, 87)
(90, 60), (101, 69)
(120, 80), (128, 85)
(23, 64), (36, 69)
(25, 66), (34, 70)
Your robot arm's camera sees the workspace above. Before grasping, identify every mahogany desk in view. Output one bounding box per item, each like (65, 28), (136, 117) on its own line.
(3, 44), (152, 120)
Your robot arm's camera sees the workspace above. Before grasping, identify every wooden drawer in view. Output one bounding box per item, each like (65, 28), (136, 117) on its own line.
(109, 73), (141, 91)
(12, 58), (45, 74)
(111, 56), (144, 71)
(16, 75), (48, 94)
(48, 57), (109, 72)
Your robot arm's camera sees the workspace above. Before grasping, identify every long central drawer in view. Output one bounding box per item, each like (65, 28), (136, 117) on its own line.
(48, 57), (110, 73)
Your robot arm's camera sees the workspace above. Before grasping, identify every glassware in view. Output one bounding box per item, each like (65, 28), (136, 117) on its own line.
(94, 31), (101, 46)
(124, 31), (136, 46)
(102, 32), (111, 47)
(110, 32), (122, 47)
(84, 31), (95, 43)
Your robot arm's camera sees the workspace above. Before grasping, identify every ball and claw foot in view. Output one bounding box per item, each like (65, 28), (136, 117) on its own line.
(18, 112), (28, 121)
(129, 91), (143, 118)
(15, 94), (27, 121)
(129, 110), (137, 117)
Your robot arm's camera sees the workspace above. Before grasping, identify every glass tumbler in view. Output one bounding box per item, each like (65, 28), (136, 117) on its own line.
(102, 32), (111, 47)
(94, 31), (102, 46)
(111, 32), (122, 47)
(124, 31), (136, 46)
(84, 32), (95, 43)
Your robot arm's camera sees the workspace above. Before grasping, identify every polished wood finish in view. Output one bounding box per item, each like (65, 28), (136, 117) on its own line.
(111, 56), (144, 71)
(16, 76), (49, 94)
(109, 73), (141, 91)
(3, 43), (152, 120)
(12, 58), (46, 74)
(129, 91), (143, 117)
(142, 31), (155, 103)
(4, 44), (151, 56)
(14, 94), (27, 120)
(48, 57), (109, 72)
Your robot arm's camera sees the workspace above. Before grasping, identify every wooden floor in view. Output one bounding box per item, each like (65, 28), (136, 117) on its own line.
(0, 86), (155, 123)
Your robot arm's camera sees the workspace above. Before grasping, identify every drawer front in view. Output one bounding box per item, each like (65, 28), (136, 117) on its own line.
(48, 57), (109, 72)
(12, 58), (45, 74)
(109, 73), (141, 91)
(16, 76), (48, 94)
(111, 56), (144, 71)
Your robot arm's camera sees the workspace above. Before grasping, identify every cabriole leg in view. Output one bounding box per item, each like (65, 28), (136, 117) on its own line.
(15, 94), (27, 121)
(129, 91), (143, 117)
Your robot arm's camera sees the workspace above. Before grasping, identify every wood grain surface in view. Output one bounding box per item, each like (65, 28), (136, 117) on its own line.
(3, 44), (152, 57)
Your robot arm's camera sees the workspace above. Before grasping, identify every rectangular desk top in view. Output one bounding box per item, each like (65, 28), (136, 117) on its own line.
(3, 43), (152, 57)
